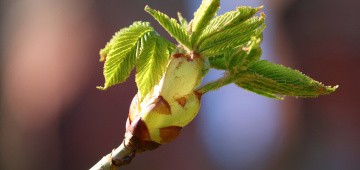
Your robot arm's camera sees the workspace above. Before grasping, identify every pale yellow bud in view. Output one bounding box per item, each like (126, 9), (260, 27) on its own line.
(126, 53), (207, 146)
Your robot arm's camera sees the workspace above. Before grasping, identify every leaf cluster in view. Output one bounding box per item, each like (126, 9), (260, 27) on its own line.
(98, 0), (337, 100)
(97, 22), (174, 100)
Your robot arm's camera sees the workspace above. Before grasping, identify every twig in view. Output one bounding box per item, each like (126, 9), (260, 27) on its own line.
(90, 132), (136, 170)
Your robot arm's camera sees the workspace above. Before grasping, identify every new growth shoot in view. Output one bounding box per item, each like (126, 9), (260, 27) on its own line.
(92, 0), (337, 169)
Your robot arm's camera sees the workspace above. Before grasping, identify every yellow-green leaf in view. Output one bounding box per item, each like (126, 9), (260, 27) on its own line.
(97, 22), (155, 90)
(191, 0), (220, 47)
(235, 60), (338, 99)
(145, 6), (191, 50)
(136, 37), (170, 101)
(197, 6), (261, 47)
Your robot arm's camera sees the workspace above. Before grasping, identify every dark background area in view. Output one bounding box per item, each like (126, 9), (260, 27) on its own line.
(1, 0), (359, 169)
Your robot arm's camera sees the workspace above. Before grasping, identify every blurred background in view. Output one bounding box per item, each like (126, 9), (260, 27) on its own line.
(0, 0), (359, 169)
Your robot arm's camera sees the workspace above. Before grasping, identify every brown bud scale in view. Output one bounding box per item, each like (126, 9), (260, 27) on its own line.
(125, 131), (160, 152)
(151, 96), (171, 115)
(176, 97), (187, 107)
(159, 126), (182, 144)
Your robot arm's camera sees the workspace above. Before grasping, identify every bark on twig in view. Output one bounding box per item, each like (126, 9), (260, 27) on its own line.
(90, 133), (136, 170)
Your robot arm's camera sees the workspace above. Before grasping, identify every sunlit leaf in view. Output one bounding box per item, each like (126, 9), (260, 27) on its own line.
(198, 14), (266, 56)
(191, 0), (220, 47)
(145, 6), (191, 49)
(235, 60), (338, 99)
(97, 22), (156, 90)
(177, 12), (188, 29)
(197, 6), (261, 46)
(136, 36), (171, 100)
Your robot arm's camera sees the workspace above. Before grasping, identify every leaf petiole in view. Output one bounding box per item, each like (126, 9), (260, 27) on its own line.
(195, 73), (235, 94)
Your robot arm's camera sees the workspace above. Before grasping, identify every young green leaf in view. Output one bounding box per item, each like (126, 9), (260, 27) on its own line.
(228, 36), (263, 72)
(224, 48), (248, 72)
(191, 0), (220, 47)
(235, 60), (338, 99)
(241, 35), (263, 66)
(207, 35), (262, 73)
(177, 12), (188, 29)
(197, 6), (261, 46)
(97, 22), (155, 90)
(207, 48), (244, 70)
(208, 55), (227, 70)
(238, 81), (283, 99)
(135, 36), (171, 101)
(145, 5), (191, 50)
(198, 14), (266, 56)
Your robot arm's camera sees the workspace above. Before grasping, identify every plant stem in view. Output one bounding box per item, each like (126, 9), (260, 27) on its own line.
(195, 74), (235, 94)
(90, 133), (135, 170)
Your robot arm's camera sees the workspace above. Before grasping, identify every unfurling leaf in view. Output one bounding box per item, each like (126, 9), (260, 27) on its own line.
(226, 36), (262, 72)
(198, 6), (261, 45)
(198, 13), (265, 56)
(177, 12), (188, 29)
(235, 60), (338, 99)
(191, 0), (220, 47)
(208, 56), (227, 70)
(136, 36), (171, 101)
(208, 35), (262, 72)
(145, 6), (191, 50)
